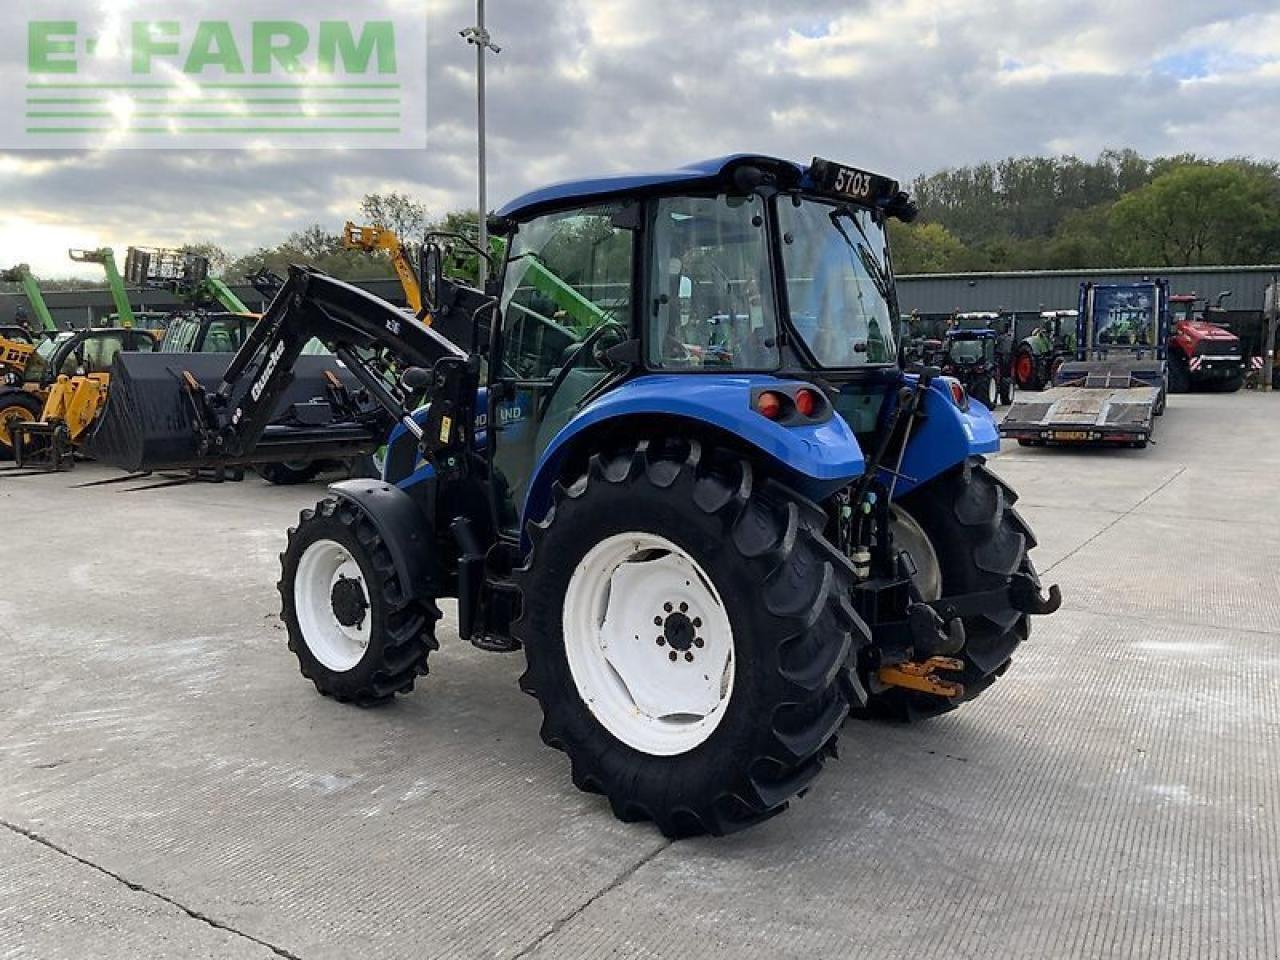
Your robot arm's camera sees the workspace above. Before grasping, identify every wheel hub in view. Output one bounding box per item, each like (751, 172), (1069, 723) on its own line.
(659, 607), (700, 652)
(330, 575), (368, 629)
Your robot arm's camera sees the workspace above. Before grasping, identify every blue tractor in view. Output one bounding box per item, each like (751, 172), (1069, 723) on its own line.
(91, 155), (1059, 836)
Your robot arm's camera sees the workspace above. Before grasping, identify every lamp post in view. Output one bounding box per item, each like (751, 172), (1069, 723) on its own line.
(461, 2), (501, 276)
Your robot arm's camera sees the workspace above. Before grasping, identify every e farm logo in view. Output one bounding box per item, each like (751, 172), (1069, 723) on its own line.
(4, 2), (426, 149)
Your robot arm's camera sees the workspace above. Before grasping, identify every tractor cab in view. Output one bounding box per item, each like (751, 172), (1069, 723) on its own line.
(938, 313), (1011, 408)
(159, 312), (254, 354)
(1167, 292), (1243, 392)
(482, 156), (914, 526)
(20, 328), (157, 386)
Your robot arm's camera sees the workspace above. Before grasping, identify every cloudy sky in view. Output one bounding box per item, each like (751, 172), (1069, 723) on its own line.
(2, 0), (1279, 279)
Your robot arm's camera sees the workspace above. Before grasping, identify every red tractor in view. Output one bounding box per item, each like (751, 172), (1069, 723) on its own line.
(1167, 293), (1244, 393)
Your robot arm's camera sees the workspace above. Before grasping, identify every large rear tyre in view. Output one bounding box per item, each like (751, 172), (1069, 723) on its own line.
(514, 438), (869, 837)
(1169, 356), (1191, 394)
(858, 458), (1040, 722)
(0, 390), (42, 460)
(1215, 374), (1244, 394)
(279, 497), (440, 706)
(1012, 349), (1042, 391)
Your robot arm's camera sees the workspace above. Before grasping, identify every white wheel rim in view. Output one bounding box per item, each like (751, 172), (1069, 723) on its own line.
(294, 539), (372, 672)
(562, 532), (735, 757)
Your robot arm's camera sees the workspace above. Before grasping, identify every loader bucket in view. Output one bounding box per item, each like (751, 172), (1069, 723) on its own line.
(81, 352), (382, 472)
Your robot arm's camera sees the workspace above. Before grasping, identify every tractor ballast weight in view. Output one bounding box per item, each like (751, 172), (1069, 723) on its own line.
(94, 155), (1058, 837)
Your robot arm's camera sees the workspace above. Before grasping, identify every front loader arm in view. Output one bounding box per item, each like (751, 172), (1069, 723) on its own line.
(200, 266), (478, 476)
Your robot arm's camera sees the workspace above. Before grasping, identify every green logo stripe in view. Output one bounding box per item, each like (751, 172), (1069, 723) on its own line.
(28, 111), (400, 118)
(26, 126), (402, 134)
(27, 81), (401, 89)
(28, 97), (401, 104)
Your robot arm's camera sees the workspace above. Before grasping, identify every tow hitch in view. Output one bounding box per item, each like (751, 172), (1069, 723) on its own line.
(878, 657), (965, 698)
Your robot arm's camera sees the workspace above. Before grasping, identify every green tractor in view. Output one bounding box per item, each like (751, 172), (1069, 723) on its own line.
(1011, 310), (1078, 392)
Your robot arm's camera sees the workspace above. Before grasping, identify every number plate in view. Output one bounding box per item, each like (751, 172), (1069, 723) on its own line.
(810, 157), (898, 205)
(1052, 431), (1089, 441)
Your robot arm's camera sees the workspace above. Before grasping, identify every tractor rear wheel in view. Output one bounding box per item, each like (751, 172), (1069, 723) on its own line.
(1013, 349), (1041, 391)
(1169, 356), (1191, 394)
(857, 458), (1040, 722)
(279, 497), (440, 706)
(0, 390), (42, 460)
(514, 438), (869, 837)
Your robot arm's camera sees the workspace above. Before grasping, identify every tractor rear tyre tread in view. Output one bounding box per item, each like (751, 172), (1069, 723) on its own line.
(279, 497), (440, 707)
(1169, 356), (1191, 394)
(857, 457), (1039, 722)
(1013, 348), (1042, 391)
(513, 437), (870, 838)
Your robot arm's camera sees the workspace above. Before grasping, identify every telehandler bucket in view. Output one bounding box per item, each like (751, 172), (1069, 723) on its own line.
(81, 352), (383, 473)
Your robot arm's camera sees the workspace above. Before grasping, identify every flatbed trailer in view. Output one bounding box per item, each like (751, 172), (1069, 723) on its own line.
(1000, 359), (1164, 447)
(1000, 280), (1169, 450)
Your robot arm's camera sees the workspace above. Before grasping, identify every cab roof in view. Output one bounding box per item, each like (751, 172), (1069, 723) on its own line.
(497, 155), (809, 222)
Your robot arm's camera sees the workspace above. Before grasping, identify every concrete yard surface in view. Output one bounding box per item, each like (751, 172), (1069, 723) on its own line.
(1, 391), (1277, 959)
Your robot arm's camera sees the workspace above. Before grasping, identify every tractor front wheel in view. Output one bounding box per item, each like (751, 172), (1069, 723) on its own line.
(279, 497), (440, 706)
(857, 458), (1041, 722)
(0, 390), (42, 460)
(972, 376), (999, 409)
(514, 438), (869, 837)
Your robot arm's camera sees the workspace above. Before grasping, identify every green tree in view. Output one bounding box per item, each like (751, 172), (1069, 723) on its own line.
(360, 191), (428, 240)
(888, 221), (969, 273)
(1110, 164), (1275, 266)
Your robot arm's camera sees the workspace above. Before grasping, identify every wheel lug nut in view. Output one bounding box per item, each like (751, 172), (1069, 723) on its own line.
(684, 652), (694, 662)
(663, 602), (673, 613)
(679, 602), (688, 613)
(654, 616), (663, 626)
(669, 651), (678, 662)
(694, 637), (704, 648)
(656, 637), (665, 646)
(693, 618), (702, 628)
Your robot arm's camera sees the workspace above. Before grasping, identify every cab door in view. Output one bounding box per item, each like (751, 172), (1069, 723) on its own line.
(491, 204), (636, 533)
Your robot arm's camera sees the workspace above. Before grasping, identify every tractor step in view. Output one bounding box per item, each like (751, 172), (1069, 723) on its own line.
(877, 657), (965, 698)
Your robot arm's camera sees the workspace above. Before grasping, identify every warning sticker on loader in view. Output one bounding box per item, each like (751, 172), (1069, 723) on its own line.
(4, 2), (427, 149)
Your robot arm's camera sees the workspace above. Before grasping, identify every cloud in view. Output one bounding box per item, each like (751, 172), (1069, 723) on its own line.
(1, 0), (1279, 278)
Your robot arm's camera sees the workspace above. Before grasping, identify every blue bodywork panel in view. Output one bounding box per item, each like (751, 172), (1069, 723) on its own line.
(520, 375), (863, 524)
(387, 375), (997, 513)
(888, 377), (1000, 496)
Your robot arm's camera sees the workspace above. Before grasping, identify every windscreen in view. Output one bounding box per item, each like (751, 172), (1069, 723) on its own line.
(778, 197), (896, 367)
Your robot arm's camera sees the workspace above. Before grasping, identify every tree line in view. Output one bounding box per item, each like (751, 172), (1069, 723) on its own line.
(889, 150), (1280, 274)
(8, 151), (1280, 293)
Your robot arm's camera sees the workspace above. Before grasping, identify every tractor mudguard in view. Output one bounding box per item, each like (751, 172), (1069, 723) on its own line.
(327, 478), (443, 599)
(523, 374), (865, 524)
(887, 377), (1000, 496)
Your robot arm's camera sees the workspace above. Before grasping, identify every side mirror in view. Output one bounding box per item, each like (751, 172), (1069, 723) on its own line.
(419, 244), (444, 313)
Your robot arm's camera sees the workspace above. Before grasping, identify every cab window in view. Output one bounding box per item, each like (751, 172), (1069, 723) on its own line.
(648, 194), (780, 370)
(500, 205), (634, 381)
